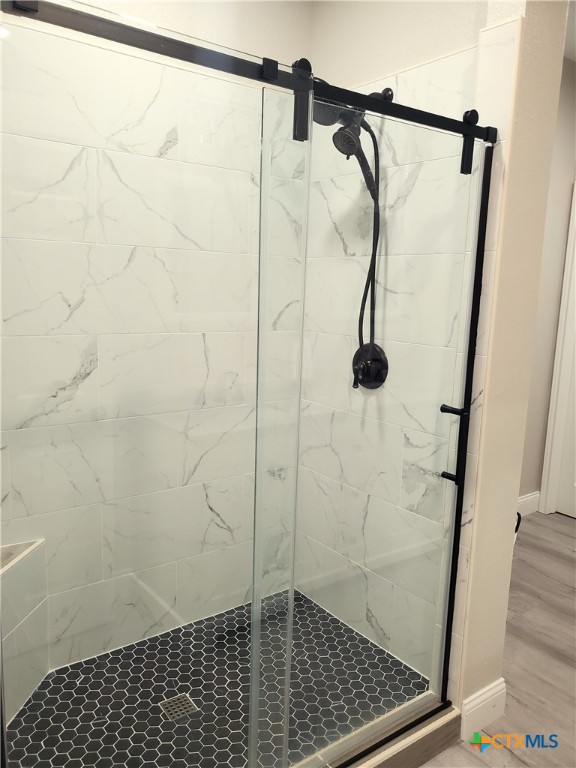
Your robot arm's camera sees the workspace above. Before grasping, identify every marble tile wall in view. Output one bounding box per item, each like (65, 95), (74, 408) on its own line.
(0, 23), (306, 669)
(1, 541), (49, 722)
(295, 47), (483, 681)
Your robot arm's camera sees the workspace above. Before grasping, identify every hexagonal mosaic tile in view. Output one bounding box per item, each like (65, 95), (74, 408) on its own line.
(6, 592), (428, 767)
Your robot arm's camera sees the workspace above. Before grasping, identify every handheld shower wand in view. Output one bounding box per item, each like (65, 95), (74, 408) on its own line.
(312, 87), (393, 389)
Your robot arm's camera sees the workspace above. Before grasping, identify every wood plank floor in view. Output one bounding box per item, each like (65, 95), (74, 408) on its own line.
(422, 512), (576, 768)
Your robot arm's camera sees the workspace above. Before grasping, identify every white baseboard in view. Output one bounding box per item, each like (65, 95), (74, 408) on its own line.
(518, 491), (540, 516)
(460, 677), (507, 739)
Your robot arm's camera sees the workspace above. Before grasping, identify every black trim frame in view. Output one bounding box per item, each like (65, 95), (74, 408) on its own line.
(0, 0), (498, 764)
(440, 144), (495, 700)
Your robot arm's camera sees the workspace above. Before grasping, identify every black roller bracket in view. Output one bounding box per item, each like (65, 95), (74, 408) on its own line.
(460, 109), (479, 175)
(352, 344), (388, 390)
(291, 58), (313, 142)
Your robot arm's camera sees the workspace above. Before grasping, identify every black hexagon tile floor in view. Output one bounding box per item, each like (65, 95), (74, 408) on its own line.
(6, 591), (428, 768)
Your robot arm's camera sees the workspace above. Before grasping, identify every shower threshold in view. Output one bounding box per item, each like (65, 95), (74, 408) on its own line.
(6, 591), (428, 768)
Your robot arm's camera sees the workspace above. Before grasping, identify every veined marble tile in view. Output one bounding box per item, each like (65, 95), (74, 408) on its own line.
(8, 414), (179, 517)
(296, 467), (343, 552)
(251, 174), (308, 258)
(295, 533), (394, 651)
(263, 89), (309, 181)
(98, 332), (246, 419)
(401, 428), (449, 524)
(2, 24), (180, 158)
(2, 505), (102, 595)
(261, 256), (304, 332)
(468, 355), (487, 456)
(390, 585), (436, 678)
(2, 336), (98, 431)
(178, 405), (256, 487)
(460, 452), (478, 549)
(246, 330), (302, 403)
(340, 489), (443, 605)
(96, 149), (250, 252)
(259, 530), (294, 598)
(1, 541), (46, 636)
(309, 157), (470, 260)
(476, 249), (497, 357)
(304, 253), (464, 349)
(299, 400), (402, 505)
(1, 436), (11, 518)
(103, 475), (251, 577)
(452, 546), (470, 638)
(3, 600), (49, 723)
(175, 541), (252, 624)
(48, 563), (179, 669)
(476, 19), (522, 143)
(302, 333), (456, 437)
(2, 134), (97, 242)
(246, 465), (296, 539)
(177, 251), (258, 333)
(179, 72), (261, 173)
(2, 240), (178, 336)
(256, 399), (301, 472)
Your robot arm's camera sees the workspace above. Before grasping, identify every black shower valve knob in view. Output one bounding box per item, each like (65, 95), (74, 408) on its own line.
(352, 344), (389, 390)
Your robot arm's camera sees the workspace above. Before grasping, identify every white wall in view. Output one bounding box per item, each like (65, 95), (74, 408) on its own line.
(520, 58), (576, 495)
(80, 0), (314, 66)
(310, 0), (525, 86)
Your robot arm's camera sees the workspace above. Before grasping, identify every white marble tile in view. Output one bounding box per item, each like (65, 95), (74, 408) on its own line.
(460, 452), (478, 549)
(3, 600), (49, 723)
(2, 134), (97, 242)
(98, 332), (246, 418)
(468, 355), (487, 456)
(175, 541), (252, 624)
(299, 401), (402, 505)
(256, 399), (301, 472)
(302, 333), (456, 437)
(48, 563), (179, 669)
(476, 19), (522, 143)
(247, 465), (296, 539)
(1, 436), (11, 518)
(476, 249), (497, 357)
(304, 253), (464, 349)
(261, 256), (304, 332)
(296, 467), (343, 552)
(178, 405), (255, 487)
(253, 175), (308, 259)
(177, 251), (258, 333)
(264, 89), (309, 181)
(96, 149), (250, 252)
(340, 490), (443, 605)
(2, 336), (98, 431)
(103, 475), (250, 577)
(401, 428), (449, 524)
(179, 72), (261, 173)
(1, 541), (46, 636)
(447, 631), (463, 703)
(2, 24), (180, 158)
(260, 531), (293, 597)
(2, 239), (178, 336)
(247, 330), (302, 403)
(2, 505), (102, 595)
(295, 533), (394, 651)
(390, 586), (436, 678)
(8, 414), (179, 516)
(309, 157), (470, 261)
(452, 546), (470, 638)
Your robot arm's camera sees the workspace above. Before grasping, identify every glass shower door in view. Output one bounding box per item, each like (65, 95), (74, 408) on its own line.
(252, 92), (484, 767)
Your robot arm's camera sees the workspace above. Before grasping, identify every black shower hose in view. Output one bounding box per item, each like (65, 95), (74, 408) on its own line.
(357, 121), (380, 362)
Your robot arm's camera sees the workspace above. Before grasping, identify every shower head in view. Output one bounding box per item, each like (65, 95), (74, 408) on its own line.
(332, 123), (362, 157)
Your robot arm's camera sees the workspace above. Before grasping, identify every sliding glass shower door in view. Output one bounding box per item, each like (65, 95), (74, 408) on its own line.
(250, 94), (484, 767)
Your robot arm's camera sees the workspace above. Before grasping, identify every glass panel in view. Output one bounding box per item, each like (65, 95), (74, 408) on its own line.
(288, 99), (484, 764)
(0, 16), (269, 767)
(249, 87), (312, 768)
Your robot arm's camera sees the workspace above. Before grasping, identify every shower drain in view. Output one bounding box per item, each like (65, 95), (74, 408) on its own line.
(159, 694), (199, 722)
